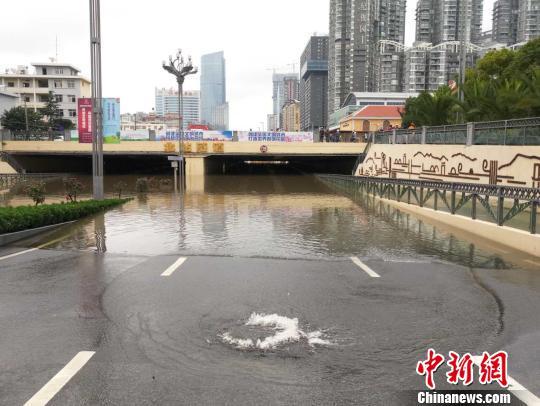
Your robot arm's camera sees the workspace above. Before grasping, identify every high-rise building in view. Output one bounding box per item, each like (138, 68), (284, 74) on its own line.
(300, 35), (329, 131)
(403, 0), (486, 93)
(154, 88), (200, 129)
(272, 73), (299, 128)
(200, 51), (228, 130)
(414, 0), (484, 45)
(328, 0), (407, 116)
(416, 0), (434, 43)
(282, 100), (301, 132)
(517, 0), (540, 42)
(267, 114), (279, 132)
(492, 0), (520, 44)
(0, 62), (91, 128)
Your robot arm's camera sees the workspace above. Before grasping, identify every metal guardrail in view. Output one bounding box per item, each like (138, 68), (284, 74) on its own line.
(0, 173), (68, 190)
(317, 174), (540, 234)
(372, 117), (540, 146)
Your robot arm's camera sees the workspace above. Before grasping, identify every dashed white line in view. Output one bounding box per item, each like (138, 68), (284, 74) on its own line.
(0, 235), (69, 262)
(24, 351), (95, 406)
(471, 356), (540, 406)
(161, 257), (187, 277)
(350, 257), (381, 278)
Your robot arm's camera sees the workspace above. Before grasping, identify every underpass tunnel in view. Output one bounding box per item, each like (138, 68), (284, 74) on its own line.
(205, 155), (359, 175)
(7, 153), (363, 176)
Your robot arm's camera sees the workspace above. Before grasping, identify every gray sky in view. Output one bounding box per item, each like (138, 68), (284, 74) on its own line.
(1, 0), (495, 130)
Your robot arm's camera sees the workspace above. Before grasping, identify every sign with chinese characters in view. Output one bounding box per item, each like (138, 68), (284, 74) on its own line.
(77, 98), (93, 144)
(102, 98), (121, 144)
(237, 131), (314, 143)
(156, 130), (233, 142)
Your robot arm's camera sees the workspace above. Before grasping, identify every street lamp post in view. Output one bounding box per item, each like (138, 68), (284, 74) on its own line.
(89, 0), (104, 200)
(162, 50), (197, 191)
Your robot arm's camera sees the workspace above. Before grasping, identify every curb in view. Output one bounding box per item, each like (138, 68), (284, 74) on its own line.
(0, 221), (76, 247)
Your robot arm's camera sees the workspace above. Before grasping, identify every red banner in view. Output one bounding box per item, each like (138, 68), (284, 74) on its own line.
(78, 98), (93, 144)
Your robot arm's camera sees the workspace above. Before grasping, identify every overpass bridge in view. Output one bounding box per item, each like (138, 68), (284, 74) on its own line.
(0, 141), (366, 175)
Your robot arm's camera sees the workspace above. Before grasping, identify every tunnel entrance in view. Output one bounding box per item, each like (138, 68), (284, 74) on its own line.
(205, 155), (359, 175)
(9, 153), (361, 176)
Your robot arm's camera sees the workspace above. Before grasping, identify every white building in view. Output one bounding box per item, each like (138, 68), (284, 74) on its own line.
(154, 88), (200, 129)
(0, 62), (91, 128)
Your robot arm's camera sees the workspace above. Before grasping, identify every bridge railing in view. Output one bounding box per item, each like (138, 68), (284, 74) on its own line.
(317, 174), (540, 235)
(371, 117), (540, 146)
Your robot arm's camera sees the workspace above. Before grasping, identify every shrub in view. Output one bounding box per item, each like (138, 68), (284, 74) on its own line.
(113, 181), (128, 198)
(135, 178), (149, 193)
(0, 198), (131, 234)
(63, 177), (84, 202)
(24, 182), (46, 206)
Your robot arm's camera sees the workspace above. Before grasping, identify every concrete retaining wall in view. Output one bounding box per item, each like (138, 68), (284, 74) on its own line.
(376, 197), (540, 257)
(356, 144), (540, 188)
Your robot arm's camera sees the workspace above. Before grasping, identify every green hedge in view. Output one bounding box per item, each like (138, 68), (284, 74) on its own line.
(0, 198), (131, 234)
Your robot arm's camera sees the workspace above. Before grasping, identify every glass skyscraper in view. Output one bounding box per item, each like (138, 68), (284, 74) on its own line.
(200, 51), (229, 130)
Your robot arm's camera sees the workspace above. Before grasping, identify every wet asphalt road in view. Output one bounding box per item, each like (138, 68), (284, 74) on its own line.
(0, 243), (539, 405)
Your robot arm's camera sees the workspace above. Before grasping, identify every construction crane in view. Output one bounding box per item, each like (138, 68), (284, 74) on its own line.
(265, 62), (299, 75)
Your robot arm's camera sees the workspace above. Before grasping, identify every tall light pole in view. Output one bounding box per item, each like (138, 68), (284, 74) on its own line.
(458, 0), (470, 106)
(90, 0), (104, 200)
(162, 50), (197, 191)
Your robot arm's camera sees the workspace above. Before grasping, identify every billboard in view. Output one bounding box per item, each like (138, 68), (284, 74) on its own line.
(120, 129), (150, 141)
(77, 98), (93, 144)
(237, 131), (314, 143)
(102, 98), (121, 144)
(156, 130), (233, 142)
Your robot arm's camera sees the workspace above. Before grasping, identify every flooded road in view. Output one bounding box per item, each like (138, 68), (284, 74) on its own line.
(1, 174), (539, 405)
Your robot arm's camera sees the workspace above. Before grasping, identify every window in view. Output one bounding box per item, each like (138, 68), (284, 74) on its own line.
(55, 69), (64, 74)
(42, 68), (47, 75)
(67, 80), (75, 89)
(23, 81), (31, 88)
(37, 79), (48, 88)
(68, 109), (77, 117)
(7, 82), (15, 87)
(55, 95), (63, 103)
(54, 80), (62, 88)
(24, 96), (31, 103)
(39, 95), (49, 102)
(68, 95), (76, 103)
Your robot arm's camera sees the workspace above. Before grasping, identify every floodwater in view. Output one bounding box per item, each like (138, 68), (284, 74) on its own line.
(1, 173), (535, 269)
(2, 173), (540, 404)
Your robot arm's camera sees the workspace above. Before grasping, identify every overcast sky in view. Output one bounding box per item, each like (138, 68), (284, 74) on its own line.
(1, 0), (495, 130)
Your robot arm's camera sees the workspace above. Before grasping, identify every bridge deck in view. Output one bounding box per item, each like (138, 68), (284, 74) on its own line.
(2, 141), (366, 156)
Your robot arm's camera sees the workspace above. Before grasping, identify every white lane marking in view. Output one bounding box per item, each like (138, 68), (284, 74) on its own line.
(0, 247), (39, 261)
(24, 351), (95, 406)
(0, 235), (70, 262)
(161, 257), (187, 277)
(350, 257), (381, 278)
(471, 356), (540, 406)
(525, 259), (540, 268)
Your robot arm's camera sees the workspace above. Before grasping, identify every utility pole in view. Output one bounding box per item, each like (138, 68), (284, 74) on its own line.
(89, 0), (104, 200)
(23, 98), (29, 139)
(162, 50), (198, 191)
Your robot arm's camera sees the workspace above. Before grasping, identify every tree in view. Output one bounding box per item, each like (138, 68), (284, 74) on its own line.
(41, 91), (64, 131)
(401, 86), (459, 127)
(476, 48), (516, 80)
(25, 182), (46, 206)
(0, 106), (44, 132)
(113, 181), (128, 198)
(63, 177), (84, 202)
